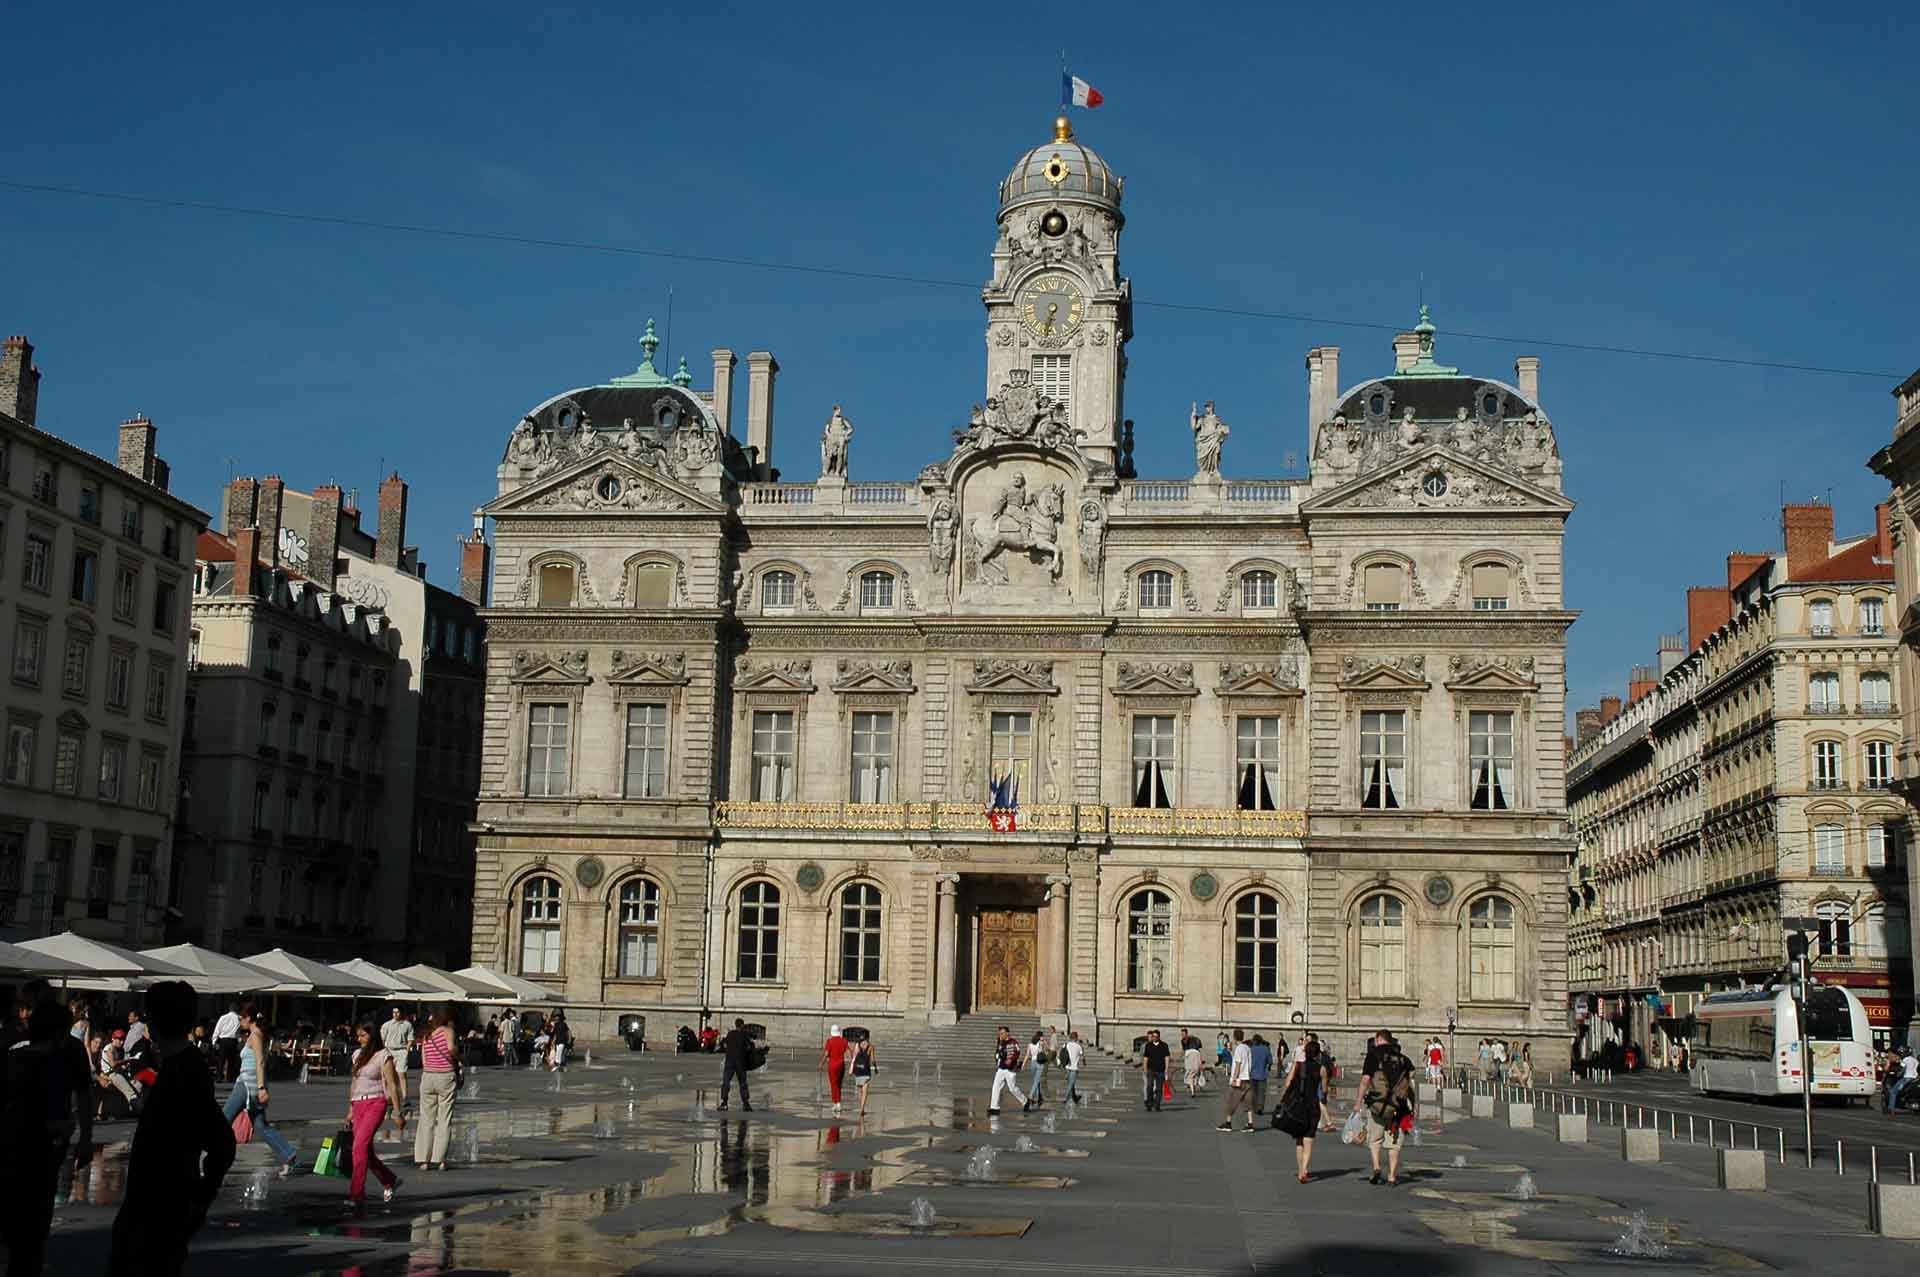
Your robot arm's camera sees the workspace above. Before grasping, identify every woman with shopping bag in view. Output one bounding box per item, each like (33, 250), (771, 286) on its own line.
(342, 1020), (405, 1208)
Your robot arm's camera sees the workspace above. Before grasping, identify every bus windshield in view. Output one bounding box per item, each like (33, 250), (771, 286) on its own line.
(1805, 988), (1853, 1042)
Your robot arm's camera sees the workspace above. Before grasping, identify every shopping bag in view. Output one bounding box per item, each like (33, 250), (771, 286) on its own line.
(1340, 1110), (1367, 1145)
(232, 1108), (255, 1144)
(315, 1128), (355, 1179)
(1162, 1078), (1173, 1101)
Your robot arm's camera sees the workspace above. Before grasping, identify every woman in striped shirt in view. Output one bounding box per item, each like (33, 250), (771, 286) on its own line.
(412, 1011), (463, 1170)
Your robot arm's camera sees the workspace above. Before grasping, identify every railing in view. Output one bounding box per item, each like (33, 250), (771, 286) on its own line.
(847, 483), (911, 505)
(1126, 481), (1189, 503)
(712, 800), (1306, 838)
(1467, 1078), (1789, 1164)
(746, 484), (815, 505)
(1225, 480), (1294, 502)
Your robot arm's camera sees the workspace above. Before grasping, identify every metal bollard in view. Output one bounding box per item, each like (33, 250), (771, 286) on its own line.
(1670, 1111), (1677, 1139)
(1778, 1130), (1785, 1166)
(1908, 1152), (1914, 1185)
(1689, 1115), (1696, 1144)
(1752, 1127), (1759, 1152)
(1872, 1145), (1879, 1184)
(1838, 1140), (1845, 1176)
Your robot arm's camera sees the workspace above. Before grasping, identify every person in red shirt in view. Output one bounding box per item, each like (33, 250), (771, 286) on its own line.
(819, 1025), (849, 1115)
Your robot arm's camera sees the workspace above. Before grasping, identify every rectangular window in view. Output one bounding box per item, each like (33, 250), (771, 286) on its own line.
(78, 486), (99, 524)
(12, 619), (45, 685)
(112, 564), (139, 621)
(1866, 740), (1893, 788)
(70, 548), (97, 604)
(1359, 710), (1406, 809)
(1810, 600), (1834, 636)
(1863, 597), (1886, 635)
(849, 710), (895, 802)
(1469, 711), (1516, 810)
(61, 635), (89, 696)
(1363, 563), (1403, 611)
(859, 572), (894, 611)
(1868, 824), (1891, 868)
(287, 711), (304, 755)
(989, 710), (1033, 804)
(87, 845), (115, 918)
(136, 752), (162, 809)
(1235, 716), (1282, 810)
(1813, 825), (1845, 874)
(524, 703), (571, 796)
(121, 502), (143, 542)
(4, 721), (34, 785)
(1862, 673), (1892, 713)
(23, 532), (51, 591)
(105, 650), (132, 709)
(749, 709), (796, 800)
(623, 703), (669, 798)
(1471, 563), (1510, 610)
(252, 782), (270, 832)
(151, 579), (177, 634)
(1130, 714), (1176, 808)
(98, 739), (125, 800)
(144, 661), (170, 721)
(1030, 354), (1071, 414)
(53, 733), (81, 793)
(1813, 740), (1841, 787)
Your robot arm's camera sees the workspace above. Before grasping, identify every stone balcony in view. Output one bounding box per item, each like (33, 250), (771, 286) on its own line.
(712, 800), (1306, 839)
(737, 478), (1301, 518)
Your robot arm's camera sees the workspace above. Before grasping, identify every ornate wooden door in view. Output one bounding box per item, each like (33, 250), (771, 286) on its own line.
(975, 908), (1037, 1008)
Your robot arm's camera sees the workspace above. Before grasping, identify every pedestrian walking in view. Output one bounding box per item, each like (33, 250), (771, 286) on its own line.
(1491, 1037), (1508, 1082)
(548, 1011), (572, 1071)
(988, 1026), (1030, 1115)
(1, 995), (94, 1274)
(1249, 1034), (1273, 1114)
(1887, 1048), (1917, 1115)
(222, 1002), (300, 1177)
(413, 1011), (462, 1171)
(1511, 1041), (1534, 1089)
(1274, 1036), (1325, 1182)
(210, 1003), (242, 1086)
(107, 980), (235, 1276)
(1183, 1038), (1205, 1097)
(1357, 1030), (1415, 1186)
(1217, 1028), (1257, 1132)
(1024, 1030), (1049, 1106)
(717, 1019), (754, 1111)
(849, 1032), (876, 1117)
(1139, 1028), (1171, 1111)
(1476, 1038), (1491, 1081)
(343, 1020), (405, 1209)
(1425, 1037), (1444, 1085)
(1062, 1030), (1084, 1103)
(819, 1024), (849, 1114)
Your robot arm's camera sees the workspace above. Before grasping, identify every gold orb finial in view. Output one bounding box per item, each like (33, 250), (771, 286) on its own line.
(1053, 114), (1073, 142)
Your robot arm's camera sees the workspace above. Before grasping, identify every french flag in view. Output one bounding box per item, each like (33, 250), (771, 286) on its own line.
(1062, 72), (1103, 109)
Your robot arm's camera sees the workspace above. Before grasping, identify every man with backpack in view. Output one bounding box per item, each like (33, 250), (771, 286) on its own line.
(1356, 1029), (1415, 1186)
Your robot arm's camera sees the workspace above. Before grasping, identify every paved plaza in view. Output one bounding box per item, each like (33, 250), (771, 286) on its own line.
(24, 1050), (1920, 1274)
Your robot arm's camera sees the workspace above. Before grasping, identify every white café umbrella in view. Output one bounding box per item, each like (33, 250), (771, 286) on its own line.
(330, 958), (439, 999)
(18, 931), (193, 991)
(456, 965), (556, 1005)
(0, 939), (101, 978)
(395, 963), (500, 1002)
(240, 948), (388, 996)
(140, 944), (278, 995)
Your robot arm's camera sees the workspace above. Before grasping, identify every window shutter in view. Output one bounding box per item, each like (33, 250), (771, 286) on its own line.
(1471, 564), (1508, 600)
(631, 564), (672, 608)
(1364, 564), (1401, 606)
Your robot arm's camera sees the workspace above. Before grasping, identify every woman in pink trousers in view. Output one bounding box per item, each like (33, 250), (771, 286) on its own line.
(343, 1020), (406, 1208)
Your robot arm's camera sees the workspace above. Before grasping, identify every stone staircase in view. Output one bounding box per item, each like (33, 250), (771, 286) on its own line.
(872, 1014), (1135, 1084)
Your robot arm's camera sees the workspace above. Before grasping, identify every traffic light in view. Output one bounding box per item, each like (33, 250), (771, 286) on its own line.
(1786, 932), (1809, 963)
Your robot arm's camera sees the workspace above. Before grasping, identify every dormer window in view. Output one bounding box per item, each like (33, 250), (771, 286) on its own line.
(762, 570), (796, 612)
(859, 570), (895, 612)
(1138, 569), (1173, 613)
(1364, 564), (1404, 612)
(1470, 563), (1511, 610)
(537, 562), (575, 608)
(1241, 570), (1277, 612)
(1810, 599), (1834, 636)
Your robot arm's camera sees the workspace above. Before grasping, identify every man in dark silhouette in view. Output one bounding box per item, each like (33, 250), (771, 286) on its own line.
(717, 1019), (754, 1112)
(108, 980), (234, 1276)
(1, 990), (94, 1276)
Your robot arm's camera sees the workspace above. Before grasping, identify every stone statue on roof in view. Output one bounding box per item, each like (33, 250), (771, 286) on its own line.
(1191, 401), (1229, 478)
(820, 404), (854, 478)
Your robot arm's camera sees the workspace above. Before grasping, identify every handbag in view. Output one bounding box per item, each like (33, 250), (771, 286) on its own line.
(232, 1107), (255, 1144)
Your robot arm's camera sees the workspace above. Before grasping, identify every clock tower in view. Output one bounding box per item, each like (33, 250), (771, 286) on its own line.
(984, 115), (1131, 469)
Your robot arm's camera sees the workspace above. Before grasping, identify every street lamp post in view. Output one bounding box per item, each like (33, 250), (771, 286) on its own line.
(1784, 919), (1816, 1169)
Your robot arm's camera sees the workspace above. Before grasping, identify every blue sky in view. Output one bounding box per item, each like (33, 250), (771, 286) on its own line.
(5, 3), (1915, 721)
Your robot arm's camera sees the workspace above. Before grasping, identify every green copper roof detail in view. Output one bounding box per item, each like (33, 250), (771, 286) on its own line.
(609, 318), (670, 387)
(672, 355), (693, 387)
(1401, 302), (1460, 378)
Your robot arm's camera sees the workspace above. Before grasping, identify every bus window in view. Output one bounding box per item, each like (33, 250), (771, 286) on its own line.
(1804, 988), (1853, 1041)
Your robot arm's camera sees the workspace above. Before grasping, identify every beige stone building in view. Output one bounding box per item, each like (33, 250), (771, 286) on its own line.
(469, 117), (1578, 1056)
(0, 335), (208, 945)
(1569, 501), (1909, 1059)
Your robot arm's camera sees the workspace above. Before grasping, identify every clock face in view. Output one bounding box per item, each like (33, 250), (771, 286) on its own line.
(1019, 273), (1085, 338)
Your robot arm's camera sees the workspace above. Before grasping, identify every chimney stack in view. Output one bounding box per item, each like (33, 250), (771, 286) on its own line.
(0, 335), (40, 426)
(1782, 502), (1834, 579)
(233, 528), (260, 597)
(711, 348), (737, 437)
(1726, 551), (1770, 594)
(1627, 665), (1658, 704)
(459, 511), (491, 606)
(256, 476), (286, 569)
(1575, 708), (1603, 746)
(151, 457), (171, 493)
(375, 472), (409, 568)
(1514, 356), (1540, 404)
(1657, 632), (1685, 676)
(225, 477), (258, 536)
(1877, 502), (1892, 559)
(1599, 695), (1623, 726)
(308, 484), (344, 589)
(745, 351), (779, 480)
(1686, 585), (1732, 651)
(116, 415), (157, 483)
(1392, 331), (1420, 372)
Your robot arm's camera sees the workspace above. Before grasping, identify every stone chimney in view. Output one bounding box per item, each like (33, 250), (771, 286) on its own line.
(375, 472), (408, 568)
(256, 476), (286, 569)
(225, 477), (258, 536)
(1627, 665), (1658, 704)
(1575, 708), (1603, 746)
(745, 352), (778, 480)
(1782, 502), (1834, 579)
(116, 416), (157, 483)
(711, 348), (737, 437)
(233, 528), (260, 597)
(1514, 356), (1540, 404)
(459, 512), (491, 606)
(1877, 502), (1892, 559)
(307, 484), (344, 589)
(1686, 585), (1732, 651)
(151, 457), (171, 493)
(1304, 347), (1332, 432)
(1392, 331), (1420, 373)
(0, 335), (40, 426)
(1598, 695), (1622, 726)
(1657, 632), (1685, 676)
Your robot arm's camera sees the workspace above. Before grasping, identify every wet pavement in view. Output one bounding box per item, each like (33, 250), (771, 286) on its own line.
(20, 1050), (1920, 1273)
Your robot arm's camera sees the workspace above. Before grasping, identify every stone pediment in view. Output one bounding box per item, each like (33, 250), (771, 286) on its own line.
(1445, 654), (1539, 693)
(831, 659), (916, 694)
(608, 651), (689, 687)
(735, 657), (816, 693)
(1112, 660), (1198, 697)
(1337, 655), (1430, 691)
(483, 452), (723, 517)
(508, 649), (591, 686)
(1303, 447), (1572, 515)
(965, 658), (1059, 695)
(1215, 659), (1303, 698)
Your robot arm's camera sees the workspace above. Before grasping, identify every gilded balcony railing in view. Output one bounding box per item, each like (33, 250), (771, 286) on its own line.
(712, 800), (1305, 839)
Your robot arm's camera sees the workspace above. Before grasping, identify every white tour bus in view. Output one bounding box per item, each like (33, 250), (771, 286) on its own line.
(1692, 984), (1874, 1102)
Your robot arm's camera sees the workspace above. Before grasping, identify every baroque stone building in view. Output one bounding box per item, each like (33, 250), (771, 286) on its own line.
(470, 118), (1577, 1055)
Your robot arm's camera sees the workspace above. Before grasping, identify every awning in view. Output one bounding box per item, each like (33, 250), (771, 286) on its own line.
(395, 963), (501, 1001)
(0, 939), (101, 978)
(140, 944), (279, 995)
(17, 932), (193, 991)
(330, 958), (442, 999)
(240, 948), (389, 996)
(455, 965), (556, 1004)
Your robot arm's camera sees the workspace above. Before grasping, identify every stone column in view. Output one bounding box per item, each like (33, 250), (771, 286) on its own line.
(1046, 875), (1070, 1016)
(931, 874), (960, 1026)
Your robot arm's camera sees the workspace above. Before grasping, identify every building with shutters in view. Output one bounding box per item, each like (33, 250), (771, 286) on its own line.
(469, 116), (1578, 1056)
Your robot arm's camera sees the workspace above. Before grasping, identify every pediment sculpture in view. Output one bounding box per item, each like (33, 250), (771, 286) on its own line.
(609, 651), (689, 684)
(1314, 408), (1561, 489)
(510, 649), (590, 683)
(1113, 660), (1198, 695)
(950, 369), (1082, 461)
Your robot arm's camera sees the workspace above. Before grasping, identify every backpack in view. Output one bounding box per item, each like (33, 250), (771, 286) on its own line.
(1368, 1049), (1413, 1125)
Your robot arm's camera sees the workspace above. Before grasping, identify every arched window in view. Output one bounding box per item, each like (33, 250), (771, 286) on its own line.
(630, 562), (673, 609)
(1813, 823), (1845, 874)
(1126, 888), (1172, 992)
(1809, 599), (1834, 636)
(1138, 570), (1174, 612)
(1240, 570), (1277, 611)
(519, 875), (562, 975)
(1815, 901), (1851, 957)
(537, 562), (575, 608)
(1363, 563), (1404, 611)
(1862, 672), (1893, 712)
(1470, 563), (1511, 610)
(1866, 740), (1894, 789)
(1232, 892), (1281, 995)
(1862, 596), (1887, 635)
(838, 883), (883, 983)
(616, 878), (660, 978)
(1809, 671), (1841, 712)
(1468, 896), (1517, 1000)
(1357, 893), (1405, 998)
(1812, 740), (1841, 787)
(761, 570), (796, 611)
(859, 570), (895, 612)
(736, 881), (781, 980)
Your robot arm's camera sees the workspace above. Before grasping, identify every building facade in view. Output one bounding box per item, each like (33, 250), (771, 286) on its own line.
(1569, 502), (1911, 1060)
(470, 117), (1578, 1055)
(0, 336), (208, 945)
